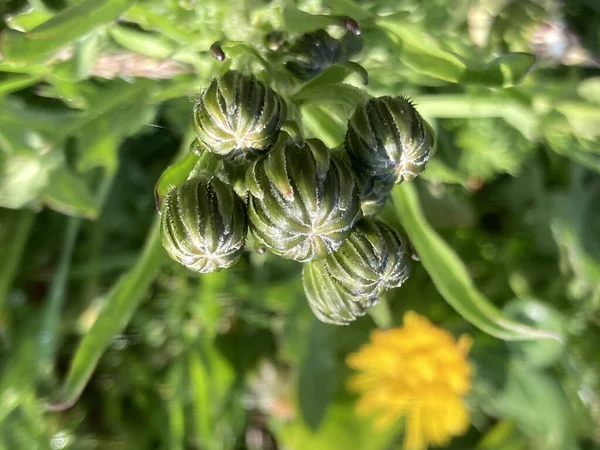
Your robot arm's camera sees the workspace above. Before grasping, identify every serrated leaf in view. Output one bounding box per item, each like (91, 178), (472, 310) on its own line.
(392, 183), (562, 341)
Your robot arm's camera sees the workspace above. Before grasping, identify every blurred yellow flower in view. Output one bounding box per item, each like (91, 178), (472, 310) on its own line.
(346, 312), (473, 450)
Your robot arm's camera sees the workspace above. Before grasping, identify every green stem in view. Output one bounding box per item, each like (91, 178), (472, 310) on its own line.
(82, 175), (116, 303)
(39, 216), (82, 376)
(0, 209), (36, 340)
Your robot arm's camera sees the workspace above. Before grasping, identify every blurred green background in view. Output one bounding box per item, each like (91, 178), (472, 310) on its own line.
(1, 0), (599, 448)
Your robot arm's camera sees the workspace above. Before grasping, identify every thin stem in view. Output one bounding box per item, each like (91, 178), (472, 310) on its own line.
(0, 209), (36, 342)
(39, 216), (82, 376)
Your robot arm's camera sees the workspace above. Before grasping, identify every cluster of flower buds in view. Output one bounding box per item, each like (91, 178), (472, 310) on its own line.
(159, 26), (435, 324)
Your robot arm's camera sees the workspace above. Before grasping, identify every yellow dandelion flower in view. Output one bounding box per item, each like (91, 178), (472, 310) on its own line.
(346, 311), (473, 450)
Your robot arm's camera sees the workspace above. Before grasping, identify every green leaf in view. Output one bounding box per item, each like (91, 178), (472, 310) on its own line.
(488, 368), (576, 450)
(282, 2), (341, 34)
(377, 17), (466, 83)
(4, 8), (53, 32)
(108, 25), (174, 59)
(47, 218), (165, 410)
(298, 318), (336, 430)
(154, 153), (199, 208)
(460, 53), (537, 88)
(42, 166), (99, 219)
(294, 83), (371, 119)
(278, 399), (396, 450)
(0, 151), (62, 210)
(392, 183), (562, 341)
(74, 31), (102, 80)
(0, 0), (137, 63)
(503, 298), (566, 368)
(0, 74), (44, 96)
(578, 77), (600, 104)
(378, 18), (535, 87)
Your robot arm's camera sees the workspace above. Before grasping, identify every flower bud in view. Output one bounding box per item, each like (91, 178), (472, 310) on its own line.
(303, 219), (411, 324)
(345, 96), (434, 183)
(285, 30), (362, 80)
(193, 70), (287, 160)
(161, 177), (247, 273)
(246, 138), (361, 262)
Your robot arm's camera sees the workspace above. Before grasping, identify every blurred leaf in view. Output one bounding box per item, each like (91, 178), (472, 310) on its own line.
(378, 18), (535, 87)
(1, 0), (137, 63)
(0, 74), (43, 96)
(298, 318), (336, 431)
(0, 150), (62, 210)
(551, 168), (600, 285)
(294, 83), (370, 119)
(503, 297), (566, 368)
(74, 31), (102, 80)
(416, 95), (539, 140)
(578, 77), (600, 104)
(282, 2), (341, 34)
(461, 53), (537, 88)
(477, 421), (529, 450)
(278, 399), (395, 450)
(167, 360), (185, 450)
(392, 183), (561, 341)
(49, 218), (165, 409)
(109, 25), (174, 59)
(488, 368), (577, 450)
(42, 166), (99, 218)
(4, 8), (53, 32)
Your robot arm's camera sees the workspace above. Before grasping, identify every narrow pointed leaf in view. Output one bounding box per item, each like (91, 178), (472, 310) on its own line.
(392, 183), (562, 341)
(47, 218), (165, 410)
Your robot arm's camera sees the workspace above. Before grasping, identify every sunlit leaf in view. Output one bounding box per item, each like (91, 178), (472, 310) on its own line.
(0, 0), (137, 63)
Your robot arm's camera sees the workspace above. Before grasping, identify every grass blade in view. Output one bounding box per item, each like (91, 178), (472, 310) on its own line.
(47, 218), (165, 410)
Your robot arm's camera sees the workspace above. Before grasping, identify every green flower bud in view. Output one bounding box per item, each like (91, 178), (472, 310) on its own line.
(285, 30), (362, 80)
(246, 138), (361, 262)
(303, 219), (411, 325)
(193, 70), (287, 160)
(346, 96), (434, 183)
(161, 177), (248, 273)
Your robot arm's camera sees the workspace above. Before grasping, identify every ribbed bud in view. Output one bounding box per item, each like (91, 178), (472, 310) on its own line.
(303, 219), (411, 325)
(346, 96), (434, 183)
(246, 138), (361, 262)
(161, 177), (248, 273)
(193, 70), (287, 160)
(285, 30), (362, 80)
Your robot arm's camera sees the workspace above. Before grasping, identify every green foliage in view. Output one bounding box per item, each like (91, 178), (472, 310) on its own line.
(0, 0), (599, 449)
